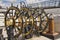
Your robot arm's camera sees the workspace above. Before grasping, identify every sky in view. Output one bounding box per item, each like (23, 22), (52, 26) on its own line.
(0, 0), (26, 7)
(0, 0), (47, 7)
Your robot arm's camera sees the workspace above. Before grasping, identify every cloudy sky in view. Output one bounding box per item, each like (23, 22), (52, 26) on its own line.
(0, 0), (47, 7)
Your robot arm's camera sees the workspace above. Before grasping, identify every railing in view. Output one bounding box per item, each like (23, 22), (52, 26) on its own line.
(27, 0), (60, 8)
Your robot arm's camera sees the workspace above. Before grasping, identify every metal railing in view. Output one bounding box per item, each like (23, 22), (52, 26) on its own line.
(27, 0), (60, 8)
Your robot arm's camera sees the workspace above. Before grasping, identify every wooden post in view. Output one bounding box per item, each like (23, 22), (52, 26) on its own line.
(48, 17), (59, 35)
(48, 18), (54, 34)
(41, 15), (60, 40)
